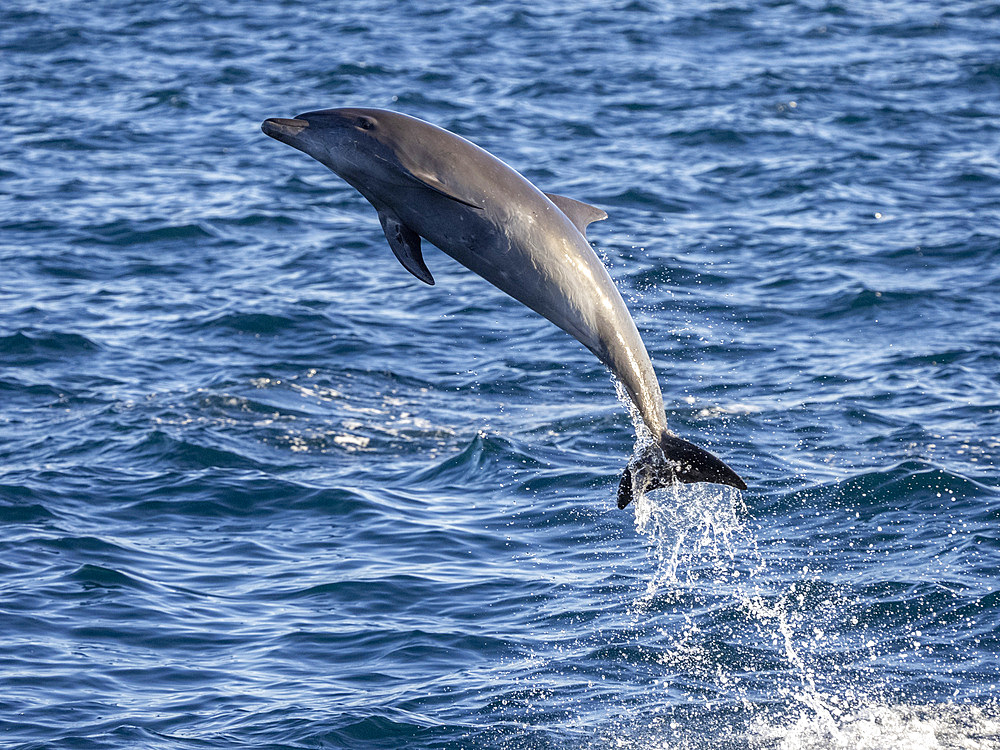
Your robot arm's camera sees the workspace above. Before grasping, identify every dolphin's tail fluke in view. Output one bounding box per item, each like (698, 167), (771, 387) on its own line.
(616, 434), (746, 509)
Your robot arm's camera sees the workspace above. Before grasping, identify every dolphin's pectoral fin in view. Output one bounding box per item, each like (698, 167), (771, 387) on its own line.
(378, 211), (435, 285)
(544, 193), (608, 238)
(617, 434), (746, 509)
(405, 169), (484, 210)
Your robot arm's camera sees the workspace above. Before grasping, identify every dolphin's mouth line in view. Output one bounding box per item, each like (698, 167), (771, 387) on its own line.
(261, 118), (309, 141)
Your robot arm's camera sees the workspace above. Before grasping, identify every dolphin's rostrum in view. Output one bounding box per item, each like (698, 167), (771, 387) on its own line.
(262, 108), (746, 507)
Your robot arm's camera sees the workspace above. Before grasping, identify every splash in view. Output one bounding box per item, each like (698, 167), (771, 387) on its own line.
(743, 589), (1000, 749)
(612, 403), (1000, 750)
(612, 375), (751, 597)
(613, 376), (656, 449)
(631, 482), (751, 601)
(743, 591), (848, 743)
(619, 498), (1000, 750)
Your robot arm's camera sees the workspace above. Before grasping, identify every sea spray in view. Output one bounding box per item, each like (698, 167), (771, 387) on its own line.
(630, 482), (750, 600)
(613, 375), (753, 595)
(611, 389), (1000, 749)
(618, 486), (1000, 750)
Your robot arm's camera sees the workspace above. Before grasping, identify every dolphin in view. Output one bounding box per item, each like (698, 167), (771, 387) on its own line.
(261, 108), (746, 507)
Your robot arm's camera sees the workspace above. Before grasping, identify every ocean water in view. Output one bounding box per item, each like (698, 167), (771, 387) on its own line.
(2, 0), (999, 747)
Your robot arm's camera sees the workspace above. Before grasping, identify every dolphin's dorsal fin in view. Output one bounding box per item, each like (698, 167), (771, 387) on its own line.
(406, 169), (484, 210)
(378, 211), (435, 285)
(544, 193), (608, 237)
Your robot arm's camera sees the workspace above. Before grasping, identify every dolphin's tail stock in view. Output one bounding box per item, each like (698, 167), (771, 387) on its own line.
(616, 433), (747, 509)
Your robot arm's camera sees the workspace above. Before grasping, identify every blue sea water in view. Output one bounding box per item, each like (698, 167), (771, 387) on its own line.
(2, 0), (1000, 747)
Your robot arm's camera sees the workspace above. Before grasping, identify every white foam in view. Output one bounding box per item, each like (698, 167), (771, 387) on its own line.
(696, 403), (764, 418)
(748, 701), (1000, 750)
(590, 701), (1000, 750)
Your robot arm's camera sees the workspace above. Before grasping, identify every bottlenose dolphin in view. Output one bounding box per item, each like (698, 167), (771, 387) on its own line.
(262, 108), (746, 507)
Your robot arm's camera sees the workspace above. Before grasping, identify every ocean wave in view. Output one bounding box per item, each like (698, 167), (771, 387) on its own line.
(123, 429), (269, 472)
(0, 330), (101, 365)
(0, 488), (57, 524)
(79, 219), (216, 246)
(408, 431), (542, 487)
(825, 461), (995, 514)
(197, 310), (326, 336)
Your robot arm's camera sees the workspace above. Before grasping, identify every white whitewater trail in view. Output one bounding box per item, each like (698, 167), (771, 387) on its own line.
(625, 482), (1000, 750)
(614, 382), (999, 749)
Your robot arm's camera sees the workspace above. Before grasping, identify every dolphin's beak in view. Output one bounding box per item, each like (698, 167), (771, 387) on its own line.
(261, 117), (309, 144)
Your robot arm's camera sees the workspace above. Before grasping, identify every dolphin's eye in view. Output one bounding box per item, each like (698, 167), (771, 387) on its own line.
(357, 117), (375, 131)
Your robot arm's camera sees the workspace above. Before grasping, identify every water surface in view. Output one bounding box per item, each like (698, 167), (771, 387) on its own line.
(2, 1), (999, 747)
